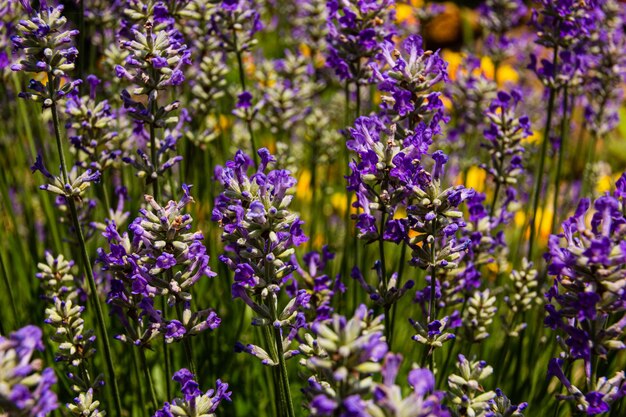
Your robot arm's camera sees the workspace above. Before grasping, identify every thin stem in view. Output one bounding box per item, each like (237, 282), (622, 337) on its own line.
(527, 74), (558, 260)
(232, 31), (258, 167)
(388, 242), (407, 350)
(176, 302), (197, 376)
(132, 349), (149, 417)
(161, 298), (172, 397)
(551, 87), (569, 234)
(273, 326), (296, 417)
(0, 248), (19, 328)
(340, 81), (352, 312)
(266, 296), (296, 417)
(139, 348), (159, 412)
(49, 96), (123, 417)
(260, 324), (283, 416)
(379, 210), (390, 344)
(149, 93), (172, 402)
(149, 121), (160, 201)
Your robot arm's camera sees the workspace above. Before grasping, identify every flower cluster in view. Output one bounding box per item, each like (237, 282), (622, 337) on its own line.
(481, 90), (530, 197)
(446, 355), (498, 417)
(116, 20), (189, 125)
(366, 353), (449, 417)
(287, 246), (342, 324)
(445, 55), (497, 148)
(479, 0), (527, 64)
(346, 115), (432, 243)
(372, 35), (448, 128)
(213, 148), (308, 365)
(210, 0), (263, 55)
(65, 75), (122, 172)
(11, 2), (81, 107)
(31, 154), (101, 200)
(583, 1), (626, 137)
(545, 177), (626, 413)
(0, 325), (58, 416)
(325, 0), (396, 82)
(99, 185), (220, 347)
(154, 368), (232, 417)
(300, 304), (387, 416)
(37, 252), (103, 404)
(500, 258), (539, 338)
(528, 0), (598, 90)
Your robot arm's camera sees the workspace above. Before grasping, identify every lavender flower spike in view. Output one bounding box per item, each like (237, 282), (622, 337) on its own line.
(0, 325), (59, 416)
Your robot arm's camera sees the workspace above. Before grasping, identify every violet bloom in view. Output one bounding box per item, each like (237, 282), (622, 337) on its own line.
(213, 148), (309, 364)
(99, 185), (220, 347)
(325, 0), (396, 83)
(65, 75), (120, 172)
(300, 305), (387, 416)
(153, 368), (232, 417)
(366, 353), (449, 416)
(257, 52), (319, 137)
(371, 35), (448, 129)
(545, 179), (626, 413)
(210, 0), (263, 54)
(0, 325), (59, 417)
(479, 0), (527, 64)
(11, 2), (81, 107)
(528, 0), (599, 90)
(287, 246), (342, 323)
(480, 89), (531, 207)
(583, 4), (626, 137)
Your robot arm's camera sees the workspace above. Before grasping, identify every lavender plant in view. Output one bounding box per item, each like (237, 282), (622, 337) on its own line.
(2, 0), (626, 416)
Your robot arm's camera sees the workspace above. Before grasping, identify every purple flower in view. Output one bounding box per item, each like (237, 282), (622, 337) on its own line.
(325, 0), (395, 82)
(0, 325), (58, 416)
(154, 369), (231, 416)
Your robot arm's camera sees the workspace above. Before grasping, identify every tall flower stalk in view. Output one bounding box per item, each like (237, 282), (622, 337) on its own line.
(213, 149), (308, 417)
(211, 0), (263, 166)
(11, 3), (122, 415)
(527, 0), (595, 258)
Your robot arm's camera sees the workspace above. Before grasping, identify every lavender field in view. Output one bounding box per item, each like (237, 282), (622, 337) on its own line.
(1, 0), (626, 416)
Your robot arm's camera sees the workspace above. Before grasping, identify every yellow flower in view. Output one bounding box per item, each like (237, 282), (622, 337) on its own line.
(461, 166), (486, 193)
(480, 56), (495, 81)
(330, 192), (358, 215)
(395, 4), (415, 24)
(218, 115), (231, 132)
(442, 50), (463, 81)
(496, 64), (519, 86)
(395, 0), (424, 24)
(514, 210), (526, 228)
(297, 170), (313, 203)
(597, 175), (613, 194)
(523, 130), (541, 145)
(299, 43), (311, 58)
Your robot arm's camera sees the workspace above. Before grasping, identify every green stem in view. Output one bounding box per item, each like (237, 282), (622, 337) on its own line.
(232, 31), (258, 167)
(551, 87), (569, 234)
(161, 298), (172, 397)
(273, 326), (296, 417)
(50, 97), (123, 416)
(527, 85), (558, 259)
(132, 349), (149, 417)
(527, 45), (559, 259)
(261, 324), (283, 416)
(388, 242), (407, 350)
(267, 297), (295, 417)
(0, 248), (19, 328)
(379, 210), (390, 344)
(176, 302), (197, 376)
(139, 348), (159, 412)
